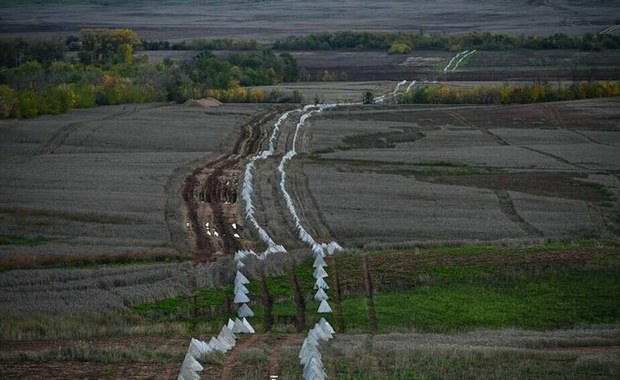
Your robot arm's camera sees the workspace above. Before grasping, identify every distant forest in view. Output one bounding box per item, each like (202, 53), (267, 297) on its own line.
(1, 29), (619, 119)
(0, 29), (300, 119)
(147, 31), (620, 53)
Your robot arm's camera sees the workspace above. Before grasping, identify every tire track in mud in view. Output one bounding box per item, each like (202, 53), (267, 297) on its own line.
(495, 190), (544, 237)
(33, 106), (147, 155)
(181, 108), (284, 261)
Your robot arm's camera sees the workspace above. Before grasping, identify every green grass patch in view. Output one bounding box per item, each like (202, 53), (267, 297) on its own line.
(130, 240), (619, 334)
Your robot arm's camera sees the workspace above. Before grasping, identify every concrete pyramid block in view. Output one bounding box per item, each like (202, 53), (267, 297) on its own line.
(313, 254), (327, 268)
(235, 271), (249, 285)
(219, 325), (236, 342)
(232, 318), (247, 334)
(234, 282), (249, 294)
(242, 318), (255, 334)
(303, 357), (326, 380)
(313, 266), (328, 279)
(208, 336), (225, 352)
(314, 277), (329, 290)
(319, 318), (335, 335)
(327, 241), (343, 255)
(314, 288), (329, 301)
(182, 352), (203, 372)
(227, 318), (235, 331)
(188, 338), (209, 359)
(238, 303), (254, 318)
(317, 300), (332, 313)
(234, 289), (251, 304)
(312, 244), (325, 257)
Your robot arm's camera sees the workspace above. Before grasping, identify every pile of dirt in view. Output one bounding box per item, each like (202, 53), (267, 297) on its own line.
(183, 98), (223, 108)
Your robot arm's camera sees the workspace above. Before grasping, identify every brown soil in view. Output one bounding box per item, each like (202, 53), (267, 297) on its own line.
(0, 362), (180, 380)
(181, 107), (290, 261)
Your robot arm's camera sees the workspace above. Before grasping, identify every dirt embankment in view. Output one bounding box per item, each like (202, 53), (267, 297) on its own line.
(181, 107), (288, 261)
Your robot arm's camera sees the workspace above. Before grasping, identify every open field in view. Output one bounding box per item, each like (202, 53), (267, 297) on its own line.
(2, 241), (618, 379)
(298, 98), (619, 249)
(1, 84), (619, 378)
(2, 0), (620, 373)
(1, 328), (619, 379)
(0, 103), (263, 260)
(2, 0), (619, 41)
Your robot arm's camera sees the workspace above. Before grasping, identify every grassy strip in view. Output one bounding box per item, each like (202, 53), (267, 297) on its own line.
(399, 81), (620, 105)
(131, 240), (620, 334)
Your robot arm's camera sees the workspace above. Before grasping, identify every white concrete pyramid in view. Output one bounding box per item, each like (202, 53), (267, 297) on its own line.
(234, 290), (250, 304)
(314, 288), (329, 301)
(238, 303), (254, 318)
(319, 318), (335, 335)
(317, 300), (332, 313)
(313, 254), (327, 268)
(242, 318), (255, 333)
(227, 318), (235, 331)
(235, 271), (249, 285)
(234, 282), (249, 294)
(326, 241), (343, 255)
(314, 277), (329, 290)
(208, 336), (225, 352)
(313, 266), (328, 279)
(188, 337), (212, 360)
(232, 318), (247, 333)
(312, 244), (324, 257)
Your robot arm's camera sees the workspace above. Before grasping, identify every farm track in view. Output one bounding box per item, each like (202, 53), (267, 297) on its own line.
(494, 190), (544, 237)
(181, 108), (285, 261)
(254, 158), (300, 247)
(32, 105), (155, 155)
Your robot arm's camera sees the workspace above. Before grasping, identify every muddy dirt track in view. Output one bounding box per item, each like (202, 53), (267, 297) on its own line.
(181, 107), (291, 261)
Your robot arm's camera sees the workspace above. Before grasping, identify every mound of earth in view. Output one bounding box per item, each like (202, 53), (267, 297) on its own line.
(183, 98), (223, 108)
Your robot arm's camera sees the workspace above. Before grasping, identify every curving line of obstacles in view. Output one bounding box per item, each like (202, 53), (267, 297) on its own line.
(178, 111), (299, 380)
(179, 81), (411, 379)
(281, 81), (409, 379)
(444, 50), (477, 72)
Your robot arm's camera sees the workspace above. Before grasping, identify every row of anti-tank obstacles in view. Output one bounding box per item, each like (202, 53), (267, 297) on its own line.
(179, 81), (413, 380)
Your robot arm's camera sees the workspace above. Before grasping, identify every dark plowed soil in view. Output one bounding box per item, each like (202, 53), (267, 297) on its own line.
(181, 107), (290, 261)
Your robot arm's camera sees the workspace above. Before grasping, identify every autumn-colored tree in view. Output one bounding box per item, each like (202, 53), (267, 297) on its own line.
(79, 28), (138, 63)
(0, 85), (15, 118)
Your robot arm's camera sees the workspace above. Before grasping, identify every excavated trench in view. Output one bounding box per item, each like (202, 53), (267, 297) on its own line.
(181, 107), (287, 261)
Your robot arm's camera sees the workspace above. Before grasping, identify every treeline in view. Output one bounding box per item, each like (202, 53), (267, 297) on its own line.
(0, 29), (300, 119)
(272, 31), (620, 53)
(0, 37), (66, 67)
(142, 38), (261, 51)
(398, 81), (620, 105)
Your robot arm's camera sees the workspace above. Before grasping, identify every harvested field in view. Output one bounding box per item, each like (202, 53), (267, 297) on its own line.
(297, 98), (620, 248)
(1, 328), (618, 379)
(0, 103), (264, 259)
(2, 0), (618, 41)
